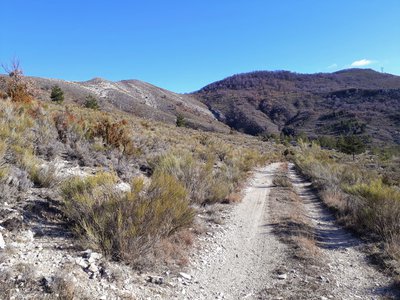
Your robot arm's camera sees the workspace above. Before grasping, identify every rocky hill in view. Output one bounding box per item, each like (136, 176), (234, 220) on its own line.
(193, 69), (400, 144)
(0, 75), (229, 133)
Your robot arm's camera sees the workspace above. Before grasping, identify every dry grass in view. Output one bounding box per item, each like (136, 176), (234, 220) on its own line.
(271, 167), (319, 261)
(51, 276), (76, 300)
(293, 140), (400, 274)
(151, 229), (194, 268)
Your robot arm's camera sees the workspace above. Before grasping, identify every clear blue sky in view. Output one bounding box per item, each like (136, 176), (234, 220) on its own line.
(1, 0), (399, 93)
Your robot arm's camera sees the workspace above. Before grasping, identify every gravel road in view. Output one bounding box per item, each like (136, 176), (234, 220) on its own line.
(167, 162), (398, 300)
(174, 163), (286, 299)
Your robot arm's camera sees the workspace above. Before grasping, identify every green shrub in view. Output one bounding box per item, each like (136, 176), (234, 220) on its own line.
(61, 171), (194, 262)
(50, 85), (64, 103)
(345, 179), (400, 239)
(176, 114), (186, 127)
(84, 95), (99, 110)
(154, 152), (214, 204)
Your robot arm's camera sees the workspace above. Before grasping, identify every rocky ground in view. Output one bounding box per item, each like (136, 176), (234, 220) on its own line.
(0, 162), (398, 299)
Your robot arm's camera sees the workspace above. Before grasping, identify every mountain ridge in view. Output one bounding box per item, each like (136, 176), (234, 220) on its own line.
(1, 68), (399, 144)
(192, 68), (400, 144)
(0, 74), (230, 133)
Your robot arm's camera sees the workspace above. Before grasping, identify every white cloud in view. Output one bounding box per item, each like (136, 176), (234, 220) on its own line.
(351, 59), (373, 67)
(327, 63), (338, 69)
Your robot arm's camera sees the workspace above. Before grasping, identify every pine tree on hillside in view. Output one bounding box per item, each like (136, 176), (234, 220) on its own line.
(337, 134), (366, 160)
(84, 95), (100, 110)
(50, 85), (64, 103)
(176, 114), (186, 127)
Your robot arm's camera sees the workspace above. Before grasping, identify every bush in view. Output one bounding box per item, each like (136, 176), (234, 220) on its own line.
(91, 117), (136, 155)
(2, 60), (34, 104)
(61, 171), (194, 262)
(176, 114), (186, 127)
(30, 162), (61, 188)
(345, 179), (400, 239)
(84, 95), (99, 110)
(154, 152), (213, 204)
(293, 141), (400, 271)
(273, 175), (293, 188)
(50, 85), (64, 103)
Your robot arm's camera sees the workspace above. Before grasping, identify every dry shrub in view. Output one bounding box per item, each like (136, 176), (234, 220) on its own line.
(293, 236), (320, 258)
(91, 117), (136, 155)
(153, 152), (214, 204)
(30, 162), (62, 188)
(2, 60), (35, 104)
(53, 109), (87, 145)
(153, 150), (254, 205)
(320, 188), (348, 212)
(0, 141), (7, 180)
(61, 171), (194, 262)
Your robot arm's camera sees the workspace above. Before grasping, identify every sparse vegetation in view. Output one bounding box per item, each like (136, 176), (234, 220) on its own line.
(0, 68), (280, 273)
(293, 140), (400, 273)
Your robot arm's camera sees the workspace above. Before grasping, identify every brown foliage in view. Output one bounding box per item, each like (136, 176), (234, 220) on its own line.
(2, 59), (35, 104)
(91, 117), (136, 155)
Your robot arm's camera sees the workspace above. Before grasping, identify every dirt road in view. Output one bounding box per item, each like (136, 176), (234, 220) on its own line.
(173, 163), (286, 299)
(168, 162), (397, 300)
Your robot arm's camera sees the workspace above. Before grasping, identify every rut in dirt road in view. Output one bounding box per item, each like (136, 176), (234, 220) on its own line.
(174, 163), (287, 300)
(288, 163), (397, 300)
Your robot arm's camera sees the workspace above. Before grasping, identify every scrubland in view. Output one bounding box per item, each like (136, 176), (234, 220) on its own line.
(292, 141), (400, 277)
(0, 76), (282, 268)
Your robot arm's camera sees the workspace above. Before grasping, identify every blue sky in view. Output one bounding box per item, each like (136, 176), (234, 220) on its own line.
(1, 0), (399, 92)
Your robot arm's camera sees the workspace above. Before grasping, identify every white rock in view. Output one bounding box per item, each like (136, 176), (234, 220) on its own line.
(88, 252), (102, 263)
(23, 230), (34, 242)
(88, 263), (99, 273)
(116, 182), (131, 192)
(0, 233), (5, 249)
(75, 257), (89, 269)
(179, 272), (192, 280)
(277, 273), (287, 280)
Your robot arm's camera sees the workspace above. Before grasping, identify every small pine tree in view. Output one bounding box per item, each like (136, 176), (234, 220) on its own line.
(176, 114), (186, 127)
(84, 95), (99, 110)
(337, 134), (366, 160)
(50, 85), (64, 103)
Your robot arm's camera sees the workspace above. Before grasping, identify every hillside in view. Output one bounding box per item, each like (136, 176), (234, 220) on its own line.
(0, 75), (229, 133)
(193, 69), (400, 144)
(0, 69), (399, 299)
